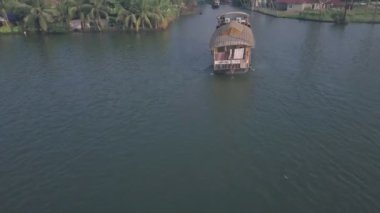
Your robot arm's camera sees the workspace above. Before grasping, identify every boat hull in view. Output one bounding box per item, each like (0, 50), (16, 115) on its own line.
(213, 68), (250, 75)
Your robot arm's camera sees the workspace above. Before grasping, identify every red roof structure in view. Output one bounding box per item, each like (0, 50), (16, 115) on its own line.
(276, 0), (313, 4)
(276, 0), (342, 4)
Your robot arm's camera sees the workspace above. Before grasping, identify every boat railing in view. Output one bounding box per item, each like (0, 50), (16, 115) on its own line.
(214, 59), (249, 70)
(217, 15), (250, 28)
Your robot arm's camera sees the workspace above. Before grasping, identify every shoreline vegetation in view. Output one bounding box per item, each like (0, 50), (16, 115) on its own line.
(2, 1), (379, 35)
(253, 7), (380, 23)
(235, 0), (380, 24)
(0, 0), (200, 34)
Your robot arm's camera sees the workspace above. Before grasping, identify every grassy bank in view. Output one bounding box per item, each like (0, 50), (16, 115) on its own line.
(0, 25), (18, 33)
(255, 7), (380, 23)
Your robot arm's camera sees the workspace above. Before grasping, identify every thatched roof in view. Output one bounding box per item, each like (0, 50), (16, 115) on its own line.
(209, 21), (255, 49)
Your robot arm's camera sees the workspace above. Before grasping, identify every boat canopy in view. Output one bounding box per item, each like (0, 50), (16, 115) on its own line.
(209, 21), (255, 49)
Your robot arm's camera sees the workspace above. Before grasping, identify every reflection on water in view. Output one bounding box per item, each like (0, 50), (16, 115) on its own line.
(210, 75), (253, 110)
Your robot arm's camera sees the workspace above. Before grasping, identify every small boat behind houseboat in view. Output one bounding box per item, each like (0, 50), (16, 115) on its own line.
(212, 0), (220, 8)
(209, 12), (255, 74)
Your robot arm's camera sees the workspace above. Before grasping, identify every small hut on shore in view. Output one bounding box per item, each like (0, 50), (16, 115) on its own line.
(0, 17), (6, 27)
(69, 19), (108, 31)
(70, 20), (90, 31)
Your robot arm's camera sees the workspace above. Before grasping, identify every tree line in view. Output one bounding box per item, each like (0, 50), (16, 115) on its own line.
(0, 0), (198, 32)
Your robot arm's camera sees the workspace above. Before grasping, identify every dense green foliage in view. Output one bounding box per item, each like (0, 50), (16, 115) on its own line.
(0, 0), (197, 32)
(254, 6), (380, 24)
(300, 8), (380, 23)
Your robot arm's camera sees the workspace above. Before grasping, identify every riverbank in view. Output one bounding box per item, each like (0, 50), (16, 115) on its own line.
(0, 25), (20, 34)
(0, 9), (200, 34)
(0, 0), (199, 34)
(254, 8), (380, 23)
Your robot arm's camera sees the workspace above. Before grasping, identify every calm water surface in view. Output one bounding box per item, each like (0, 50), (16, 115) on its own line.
(1, 5), (380, 213)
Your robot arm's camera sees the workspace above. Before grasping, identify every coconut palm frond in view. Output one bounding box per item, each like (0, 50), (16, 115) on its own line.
(39, 16), (48, 31)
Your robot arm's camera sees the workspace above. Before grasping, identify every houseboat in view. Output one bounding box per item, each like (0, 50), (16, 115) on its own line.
(209, 12), (255, 74)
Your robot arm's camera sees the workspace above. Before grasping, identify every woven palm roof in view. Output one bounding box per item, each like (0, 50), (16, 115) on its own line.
(209, 21), (255, 49)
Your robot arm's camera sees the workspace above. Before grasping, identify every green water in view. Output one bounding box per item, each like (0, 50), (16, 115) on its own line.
(1, 5), (380, 213)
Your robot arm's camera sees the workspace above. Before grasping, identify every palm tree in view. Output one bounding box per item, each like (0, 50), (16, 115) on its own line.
(342, 0), (349, 23)
(133, 0), (161, 31)
(375, 0), (379, 21)
(68, 0), (91, 31)
(16, 0), (58, 32)
(117, 0), (160, 32)
(116, 5), (138, 30)
(55, 0), (70, 24)
(88, 0), (111, 31)
(152, 0), (179, 28)
(0, 0), (10, 27)
(239, 0), (251, 9)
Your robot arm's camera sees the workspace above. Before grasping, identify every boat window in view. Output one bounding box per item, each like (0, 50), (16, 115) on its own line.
(234, 48), (245, 59)
(217, 47), (224, 52)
